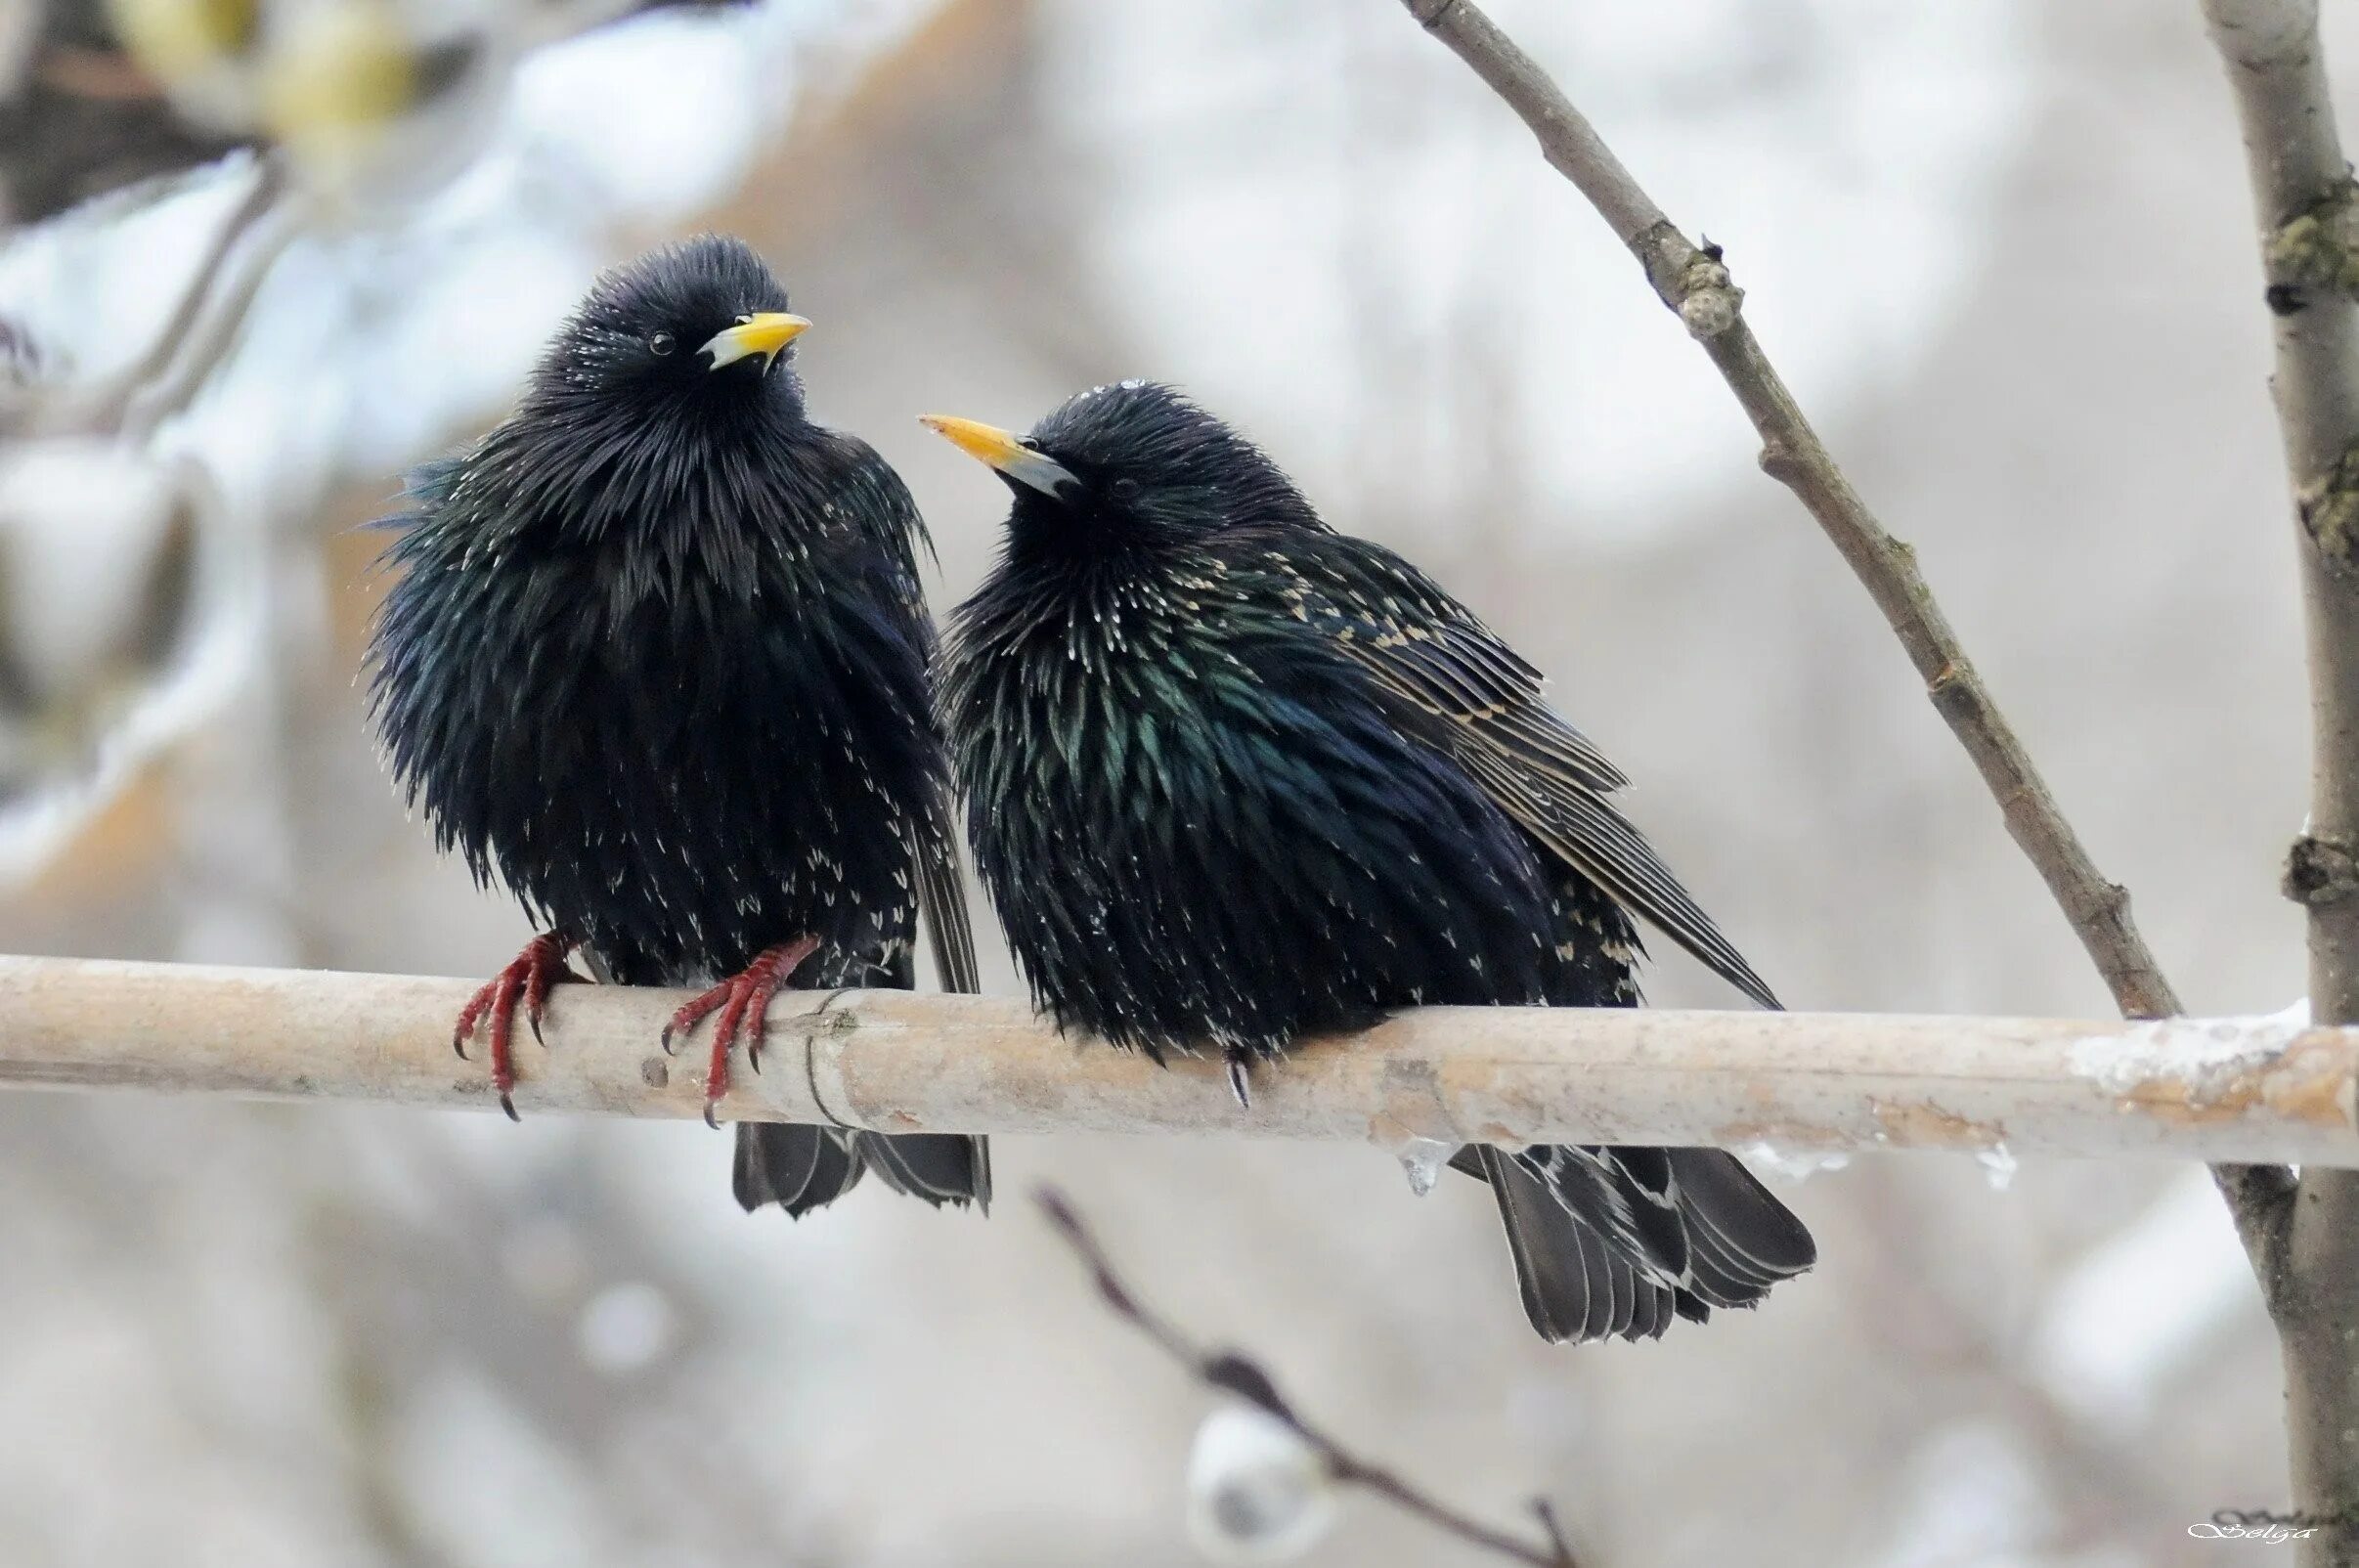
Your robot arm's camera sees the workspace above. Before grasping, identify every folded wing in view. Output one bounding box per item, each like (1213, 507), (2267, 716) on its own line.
(1265, 530), (1778, 1010)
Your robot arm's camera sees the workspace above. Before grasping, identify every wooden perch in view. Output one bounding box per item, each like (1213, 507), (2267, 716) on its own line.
(0, 954), (2351, 1165)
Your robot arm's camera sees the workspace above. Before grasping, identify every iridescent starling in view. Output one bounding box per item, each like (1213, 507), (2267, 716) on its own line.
(926, 382), (1810, 1341)
(368, 235), (987, 1217)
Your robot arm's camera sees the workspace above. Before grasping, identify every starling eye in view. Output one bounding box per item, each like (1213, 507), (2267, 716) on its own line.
(648, 332), (676, 356)
(1110, 477), (1142, 503)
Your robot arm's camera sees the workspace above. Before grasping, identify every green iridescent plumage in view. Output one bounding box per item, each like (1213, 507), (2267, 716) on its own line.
(935, 381), (1812, 1342)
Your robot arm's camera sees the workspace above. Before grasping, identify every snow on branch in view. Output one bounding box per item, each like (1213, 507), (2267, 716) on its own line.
(0, 955), (2351, 1165)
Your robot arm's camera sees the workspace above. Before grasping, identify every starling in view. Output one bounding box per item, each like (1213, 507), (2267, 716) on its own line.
(368, 234), (987, 1217)
(925, 382), (1812, 1342)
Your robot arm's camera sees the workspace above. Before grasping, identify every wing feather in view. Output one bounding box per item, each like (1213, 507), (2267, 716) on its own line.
(837, 429), (983, 1001)
(1260, 531), (1777, 1009)
(914, 790), (982, 995)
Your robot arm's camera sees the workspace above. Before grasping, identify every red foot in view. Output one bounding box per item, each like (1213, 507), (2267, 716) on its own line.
(454, 932), (582, 1120)
(661, 936), (821, 1127)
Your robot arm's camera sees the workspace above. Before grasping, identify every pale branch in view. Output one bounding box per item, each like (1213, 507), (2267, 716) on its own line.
(30, 149), (292, 440)
(1035, 1186), (1580, 1568)
(2199, 0), (2359, 1557)
(0, 0), (746, 225)
(115, 159), (296, 440)
(0, 955), (2354, 1165)
(1391, 0), (2295, 1275)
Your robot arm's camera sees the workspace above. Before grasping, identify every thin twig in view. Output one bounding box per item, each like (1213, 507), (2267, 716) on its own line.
(1392, 0), (2296, 1278)
(117, 160), (299, 440)
(44, 152), (288, 438)
(1035, 1186), (1578, 1568)
(2197, 0), (2359, 1557)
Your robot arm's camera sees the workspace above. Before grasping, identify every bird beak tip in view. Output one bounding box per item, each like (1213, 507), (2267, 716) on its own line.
(700, 312), (812, 371)
(921, 414), (1081, 500)
(920, 414), (1018, 462)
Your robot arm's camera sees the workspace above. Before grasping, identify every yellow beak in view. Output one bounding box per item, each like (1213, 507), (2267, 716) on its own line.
(701, 312), (811, 370)
(919, 414), (1081, 497)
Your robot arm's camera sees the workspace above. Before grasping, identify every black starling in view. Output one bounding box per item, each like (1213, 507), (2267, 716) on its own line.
(926, 382), (1811, 1342)
(368, 234), (987, 1217)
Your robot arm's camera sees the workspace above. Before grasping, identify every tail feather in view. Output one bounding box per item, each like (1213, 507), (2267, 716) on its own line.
(1477, 1146), (1677, 1342)
(1480, 1147), (1592, 1338)
(1466, 1142), (1812, 1343)
(733, 1123), (866, 1216)
(862, 1129), (993, 1210)
(1664, 1148), (1817, 1307)
(734, 1124), (989, 1219)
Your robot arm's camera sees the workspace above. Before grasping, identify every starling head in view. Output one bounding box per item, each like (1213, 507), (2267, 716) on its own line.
(537, 234), (811, 412)
(922, 381), (1319, 560)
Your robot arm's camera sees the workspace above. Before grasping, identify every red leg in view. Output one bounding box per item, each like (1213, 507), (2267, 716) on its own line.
(738, 963), (789, 1075)
(661, 936), (822, 1126)
(453, 932), (582, 1120)
(658, 981), (729, 1055)
(707, 984), (757, 1122)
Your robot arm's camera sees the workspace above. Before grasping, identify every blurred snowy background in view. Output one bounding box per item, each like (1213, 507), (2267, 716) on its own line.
(0, 0), (2348, 1563)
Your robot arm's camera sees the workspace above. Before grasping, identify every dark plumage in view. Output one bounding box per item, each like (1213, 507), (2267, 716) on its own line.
(368, 234), (987, 1216)
(928, 382), (1810, 1341)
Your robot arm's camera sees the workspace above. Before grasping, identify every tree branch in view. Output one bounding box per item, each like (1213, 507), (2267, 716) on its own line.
(1392, 0), (2296, 1276)
(1036, 1186), (1579, 1568)
(2198, 0), (2359, 1556)
(1396, 0), (2172, 1026)
(0, 0), (746, 225)
(23, 149), (293, 440)
(0, 955), (2353, 1165)
(114, 158), (296, 440)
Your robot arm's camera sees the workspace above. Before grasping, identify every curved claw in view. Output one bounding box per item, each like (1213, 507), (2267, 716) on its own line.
(454, 979), (500, 1062)
(743, 974), (784, 1076)
(452, 933), (580, 1120)
(664, 936), (822, 1126)
(663, 985), (730, 1057)
(524, 954), (569, 1049)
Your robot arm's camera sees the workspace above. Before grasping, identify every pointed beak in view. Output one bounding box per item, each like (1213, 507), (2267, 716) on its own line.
(701, 312), (811, 371)
(919, 414), (1081, 499)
